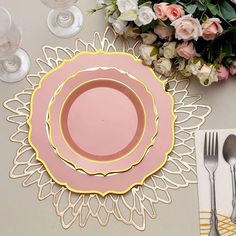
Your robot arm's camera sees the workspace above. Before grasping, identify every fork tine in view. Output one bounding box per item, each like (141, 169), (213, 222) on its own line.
(208, 132), (211, 156)
(215, 132), (218, 157)
(212, 132), (215, 156)
(204, 132), (207, 155)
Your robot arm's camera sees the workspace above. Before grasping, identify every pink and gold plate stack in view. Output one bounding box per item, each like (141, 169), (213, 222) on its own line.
(27, 51), (175, 196)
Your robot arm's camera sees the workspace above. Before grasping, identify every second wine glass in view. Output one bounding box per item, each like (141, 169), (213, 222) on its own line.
(41, 0), (83, 38)
(0, 7), (30, 83)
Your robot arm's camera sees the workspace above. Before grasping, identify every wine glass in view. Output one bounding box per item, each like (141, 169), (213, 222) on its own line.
(41, 0), (83, 38)
(0, 7), (30, 83)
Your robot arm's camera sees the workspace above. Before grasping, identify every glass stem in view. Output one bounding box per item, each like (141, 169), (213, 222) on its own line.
(1, 54), (21, 73)
(56, 9), (74, 28)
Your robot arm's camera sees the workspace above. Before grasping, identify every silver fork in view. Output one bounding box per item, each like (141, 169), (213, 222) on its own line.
(204, 132), (220, 236)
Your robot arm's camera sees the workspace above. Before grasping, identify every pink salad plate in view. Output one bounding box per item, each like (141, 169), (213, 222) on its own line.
(48, 68), (158, 175)
(28, 51), (175, 196)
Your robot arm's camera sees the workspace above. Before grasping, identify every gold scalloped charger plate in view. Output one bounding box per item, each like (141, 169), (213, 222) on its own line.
(48, 67), (158, 175)
(27, 51), (175, 196)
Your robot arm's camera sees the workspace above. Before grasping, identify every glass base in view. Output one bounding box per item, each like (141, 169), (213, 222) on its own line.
(47, 5), (83, 38)
(0, 48), (30, 83)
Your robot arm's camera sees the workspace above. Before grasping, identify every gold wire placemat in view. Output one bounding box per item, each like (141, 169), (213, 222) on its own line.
(4, 27), (211, 230)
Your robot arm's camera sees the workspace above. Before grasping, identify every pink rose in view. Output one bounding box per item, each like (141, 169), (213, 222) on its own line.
(217, 65), (229, 81)
(176, 41), (196, 59)
(166, 4), (185, 22)
(202, 18), (223, 41)
(171, 15), (202, 41)
(153, 3), (168, 21)
(154, 25), (174, 41)
(229, 61), (236, 76)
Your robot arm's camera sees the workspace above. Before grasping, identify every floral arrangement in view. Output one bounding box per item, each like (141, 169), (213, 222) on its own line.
(93, 0), (236, 85)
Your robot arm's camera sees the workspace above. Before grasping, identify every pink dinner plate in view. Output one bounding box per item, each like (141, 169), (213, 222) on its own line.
(28, 51), (175, 196)
(48, 68), (158, 175)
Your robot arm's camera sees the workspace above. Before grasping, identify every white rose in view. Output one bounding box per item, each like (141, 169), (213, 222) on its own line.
(111, 19), (128, 35)
(135, 6), (157, 26)
(189, 60), (217, 85)
(141, 32), (157, 45)
(230, 0), (236, 4)
(139, 44), (158, 66)
(158, 47), (164, 57)
(180, 65), (192, 77)
(196, 64), (217, 86)
(117, 0), (138, 13)
(176, 58), (192, 77)
(153, 57), (172, 77)
(189, 60), (202, 75)
(163, 42), (177, 59)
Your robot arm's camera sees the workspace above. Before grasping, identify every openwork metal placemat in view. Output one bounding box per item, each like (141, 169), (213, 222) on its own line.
(4, 27), (211, 230)
(200, 212), (236, 235)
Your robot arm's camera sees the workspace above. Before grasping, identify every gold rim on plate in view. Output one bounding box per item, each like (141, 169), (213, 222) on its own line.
(47, 67), (159, 175)
(26, 50), (176, 196)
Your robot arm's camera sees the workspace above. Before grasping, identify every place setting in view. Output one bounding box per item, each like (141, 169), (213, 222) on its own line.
(1, 0), (236, 234)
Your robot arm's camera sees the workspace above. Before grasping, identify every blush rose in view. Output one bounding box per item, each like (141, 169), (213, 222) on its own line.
(176, 41), (196, 59)
(171, 15), (202, 41)
(153, 3), (168, 21)
(202, 18), (223, 41)
(166, 4), (185, 22)
(154, 25), (174, 41)
(217, 65), (230, 81)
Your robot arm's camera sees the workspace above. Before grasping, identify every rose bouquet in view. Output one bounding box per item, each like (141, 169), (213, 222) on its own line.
(93, 0), (236, 85)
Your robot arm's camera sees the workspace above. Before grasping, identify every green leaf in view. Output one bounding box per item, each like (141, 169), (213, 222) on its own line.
(219, 1), (236, 22)
(221, 41), (233, 56)
(204, 79), (209, 86)
(186, 4), (198, 14)
(150, 47), (158, 57)
(138, 0), (148, 6)
(207, 3), (218, 16)
(229, 28), (236, 44)
(140, 20), (158, 33)
(196, 1), (206, 11)
(225, 57), (233, 66)
(139, 1), (152, 8)
(118, 9), (138, 21)
(165, 82), (170, 92)
(160, 0), (179, 4)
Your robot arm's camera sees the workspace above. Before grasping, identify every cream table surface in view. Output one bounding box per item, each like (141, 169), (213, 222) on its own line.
(0, 1), (236, 236)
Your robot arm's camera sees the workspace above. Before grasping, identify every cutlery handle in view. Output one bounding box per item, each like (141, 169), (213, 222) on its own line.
(209, 174), (220, 236)
(230, 166), (236, 223)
